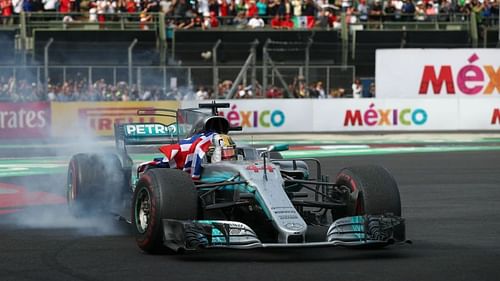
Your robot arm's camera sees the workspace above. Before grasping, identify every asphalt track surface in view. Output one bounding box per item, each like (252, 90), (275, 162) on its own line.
(1, 151), (500, 281)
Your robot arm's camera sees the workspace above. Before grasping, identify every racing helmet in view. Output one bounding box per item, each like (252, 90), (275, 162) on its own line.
(210, 134), (237, 163)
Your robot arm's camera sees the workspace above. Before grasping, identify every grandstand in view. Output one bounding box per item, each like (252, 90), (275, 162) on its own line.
(0, 1), (498, 101)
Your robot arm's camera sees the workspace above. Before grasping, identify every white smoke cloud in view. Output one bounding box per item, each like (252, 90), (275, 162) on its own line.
(2, 106), (130, 236)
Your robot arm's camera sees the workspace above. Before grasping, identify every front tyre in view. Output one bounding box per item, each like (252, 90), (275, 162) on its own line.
(336, 165), (401, 216)
(132, 169), (198, 254)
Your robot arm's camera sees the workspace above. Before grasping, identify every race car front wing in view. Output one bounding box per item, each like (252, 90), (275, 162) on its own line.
(162, 214), (408, 251)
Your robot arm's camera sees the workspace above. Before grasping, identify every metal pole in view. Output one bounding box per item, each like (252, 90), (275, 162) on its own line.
(128, 38), (138, 87)
(163, 66), (167, 93)
(251, 39), (258, 97)
(171, 30), (176, 62)
(44, 38), (54, 98)
(305, 38), (313, 87)
(470, 13), (478, 48)
(159, 12), (167, 66)
(227, 53), (254, 99)
(37, 67), (40, 88)
(326, 66), (330, 98)
(263, 39), (270, 93)
(12, 67), (16, 95)
(212, 39), (222, 96)
(341, 12), (348, 67)
(265, 57), (292, 98)
(19, 12), (26, 48)
(88, 67), (92, 87)
(498, 12), (500, 47)
(19, 11), (27, 66)
(137, 67), (141, 95)
(351, 30), (356, 60)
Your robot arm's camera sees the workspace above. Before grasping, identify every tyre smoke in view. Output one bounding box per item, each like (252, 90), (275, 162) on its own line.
(0, 111), (130, 236)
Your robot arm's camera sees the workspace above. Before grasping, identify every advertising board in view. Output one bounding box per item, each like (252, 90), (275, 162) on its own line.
(458, 99), (500, 130)
(311, 99), (460, 131)
(182, 100), (312, 133)
(0, 102), (51, 139)
(2, 99), (497, 140)
(51, 101), (179, 137)
(376, 49), (500, 99)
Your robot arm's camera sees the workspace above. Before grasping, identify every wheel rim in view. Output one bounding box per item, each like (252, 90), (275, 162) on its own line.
(354, 192), (364, 215)
(67, 164), (76, 208)
(135, 187), (151, 234)
(341, 183), (365, 215)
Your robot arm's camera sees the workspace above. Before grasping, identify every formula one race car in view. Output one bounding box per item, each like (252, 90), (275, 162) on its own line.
(67, 102), (407, 254)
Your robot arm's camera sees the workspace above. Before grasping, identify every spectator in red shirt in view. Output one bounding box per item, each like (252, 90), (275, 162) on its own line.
(219, 0), (228, 17)
(281, 14), (294, 29)
(1, 0), (13, 25)
(246, 0), (257, 17)
(126, 0), (136, 12)
(266, 86), (283, 98)
(209, 11), (219, 27)
(270, 14), (281, 28)
(59, 0), (72, 13)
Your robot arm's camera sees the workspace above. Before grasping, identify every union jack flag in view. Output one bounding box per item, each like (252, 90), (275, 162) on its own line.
(159, 131), (216, 179)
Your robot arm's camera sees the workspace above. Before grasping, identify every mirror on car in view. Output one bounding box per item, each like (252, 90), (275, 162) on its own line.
(268, 144), (289, 152)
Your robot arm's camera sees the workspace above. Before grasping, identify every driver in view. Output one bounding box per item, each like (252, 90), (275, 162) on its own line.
(158, 132), (237, 180)
(209, 134), (237, 163)
(158, 130), (215, 179)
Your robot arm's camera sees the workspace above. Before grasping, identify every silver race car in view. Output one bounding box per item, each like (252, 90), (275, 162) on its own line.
(67, 102), (408, 254)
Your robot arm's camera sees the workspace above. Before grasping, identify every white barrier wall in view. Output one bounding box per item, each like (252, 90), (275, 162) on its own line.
(311, 99), (460, 131)
(376, 49), (500, 99)
(182, 99), (499, 132)
(182, 99), (313, 133)
(458, 99), (500, 130)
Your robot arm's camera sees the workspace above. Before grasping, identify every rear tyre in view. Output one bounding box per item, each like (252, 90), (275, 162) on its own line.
(67, 153), (125, 217)
(132, 169), (198, 254)
(335, 165), (401, 217)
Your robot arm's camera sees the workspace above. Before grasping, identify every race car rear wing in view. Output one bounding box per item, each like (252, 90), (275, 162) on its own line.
(113, 108), (179, 170)
(114, 108), (179, 144)
(113, 102), (242, 169)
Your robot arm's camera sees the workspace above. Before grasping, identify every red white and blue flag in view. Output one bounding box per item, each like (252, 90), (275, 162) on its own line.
(159, 131), (216, 179)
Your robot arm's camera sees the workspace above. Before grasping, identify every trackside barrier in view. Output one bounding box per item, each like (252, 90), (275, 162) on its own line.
(1, 99), (500, 139)
(182, 99), (500, 133)
(0, 102), (51, 139)
(50, 101), (179, 137)
(376, 49), (500, 99)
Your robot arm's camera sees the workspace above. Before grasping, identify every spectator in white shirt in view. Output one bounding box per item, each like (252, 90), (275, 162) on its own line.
(247, 14), (265, 28)
(42, 0), (58, 11)
(352, 78), (363, 98)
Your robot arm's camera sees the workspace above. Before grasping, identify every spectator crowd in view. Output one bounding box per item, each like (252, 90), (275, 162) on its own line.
(1, 0), (498, 28)
(0, 74), (375, 102)
(1, 0), (496, 101)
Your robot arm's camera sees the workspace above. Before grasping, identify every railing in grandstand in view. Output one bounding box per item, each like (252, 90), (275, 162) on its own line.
(22, 12), (161, 36)
(6, 11), (496, 35)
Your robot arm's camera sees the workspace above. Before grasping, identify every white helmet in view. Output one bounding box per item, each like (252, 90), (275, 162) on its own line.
(210, 134), (237, 163)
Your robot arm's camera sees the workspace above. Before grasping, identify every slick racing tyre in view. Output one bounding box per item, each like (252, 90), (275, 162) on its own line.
(132, 169), (198, 254)
(335, 165), (401, 217)
(67, 153), (125, 217)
